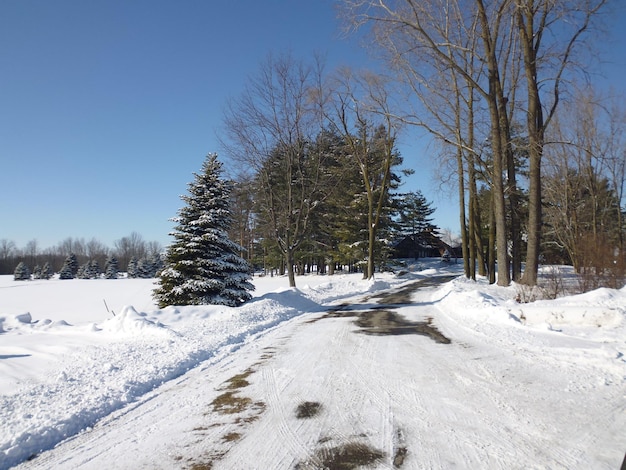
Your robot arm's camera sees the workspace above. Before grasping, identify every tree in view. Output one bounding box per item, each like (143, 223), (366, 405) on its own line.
(327, 69), (406, 279)
(59, 255), (75, 280)
(542, 90), (625, 286)
(66, 253), (79, 277)
(342, 0), (608, 286)
(104, 256), (119, 279)
(0, 239), (16, 274)
(127, 257), (139, 278)
(114, 232), (147, 272)
(32, 264), (42, 279)
(153, 154), (254, 308)
(223, 54), (334, 287)
(13, 262), (30, 281)
(41, 262), (52, 280)
(394, 190), (438, 237)
(516, 0), (608, 286)
(77, 260), (100, 279)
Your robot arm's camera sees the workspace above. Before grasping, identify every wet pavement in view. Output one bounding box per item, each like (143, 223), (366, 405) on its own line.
(316, 275), (456, 344)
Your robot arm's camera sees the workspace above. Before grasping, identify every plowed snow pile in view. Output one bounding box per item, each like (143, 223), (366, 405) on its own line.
(0, 262), (624, 469)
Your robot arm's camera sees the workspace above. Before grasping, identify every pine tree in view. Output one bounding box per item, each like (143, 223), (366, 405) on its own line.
(32, 264), (42, 279)
(127, 257), (139, 278)
(154, 153), (254, 308)
(148, 252), (164, 277)
(41, 262), (52, 280)
(77, 263), (89, 279)
(59, 256), (74, 280)
(13, 262), (30, 281)
(394, 190), (438, 237)
(90, 259), (101, 278)
(104, 256), (119, 279)
(66, 253), (79, 277)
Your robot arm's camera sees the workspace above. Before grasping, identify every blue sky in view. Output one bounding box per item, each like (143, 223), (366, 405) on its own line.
(1, 1), (625, 250)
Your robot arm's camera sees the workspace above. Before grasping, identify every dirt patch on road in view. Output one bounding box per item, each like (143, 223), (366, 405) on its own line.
(296, 401), (322, 419)
(318, 309), (451, 344)
(296, 442), (385, 470)
(357, 310), (451, 344)
(371, 275), (457, 305)
(315, 275), (454, 343)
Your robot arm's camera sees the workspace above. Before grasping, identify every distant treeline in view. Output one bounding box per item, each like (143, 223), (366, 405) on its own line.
(0, 232), (163, 276)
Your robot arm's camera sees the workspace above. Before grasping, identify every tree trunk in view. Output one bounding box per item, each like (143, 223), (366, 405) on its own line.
(286, 248), (296, 287)
(456, 146), (470, 278)
(488, 192), (497, 284)
(518, 5), (543, 286)
(477, 0), (510, 286)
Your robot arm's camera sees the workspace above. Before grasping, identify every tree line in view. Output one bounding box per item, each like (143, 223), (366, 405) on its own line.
(1, 232), (163, 278)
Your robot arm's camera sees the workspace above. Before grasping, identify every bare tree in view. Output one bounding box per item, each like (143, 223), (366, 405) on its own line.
(222, 54), (331, 287)
(0, 239), (17, 273)
(342, 0), (608, 286)
(543, 87), (624, 281)
(114, 232), (147, 271)
(24, 239), (39, 270)
(517, 0), (608, 286)
(342, 0), (517, 285)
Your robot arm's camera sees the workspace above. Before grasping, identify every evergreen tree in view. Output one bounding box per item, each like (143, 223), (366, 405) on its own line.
(90, 259), (101, 278)
(13, 261), (30, 281)
(154, 153), (254, 307)
(66, 253), (79, 277)
(149, 252), (164, 277)
(41, 262), (52, 280)
(32, 264), (42, 279)
(77, 263), (89, 279)
(127, 257), (139, 278)
(104, 256), (119, 279)
(393, 190), (438, 237)
(59, 256), (74, 280)
(137, 257), (151, 278)
(77, 260), (100, 279)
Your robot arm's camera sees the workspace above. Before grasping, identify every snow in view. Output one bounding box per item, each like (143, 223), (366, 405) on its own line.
(1, 261), (625, 469)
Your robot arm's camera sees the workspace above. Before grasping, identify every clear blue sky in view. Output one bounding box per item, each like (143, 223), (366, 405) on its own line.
(1, 1), (624, 250)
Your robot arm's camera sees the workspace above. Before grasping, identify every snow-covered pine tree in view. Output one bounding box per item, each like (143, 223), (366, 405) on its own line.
(77, 263), (89, 279)
(59, 255), (75, 280)
(32, 264), (42, 279)
(148, 252), (164, 277)
(41, 262), (52, 280)
(127, 257), (139, 278)
(104, 256), (119, 279)
(66, 253), (79, 277)
(137, 257), (151, 278)
(90, 259), (100, 279)
(153, 153), (254, 308)
(13, 262), (30, 281)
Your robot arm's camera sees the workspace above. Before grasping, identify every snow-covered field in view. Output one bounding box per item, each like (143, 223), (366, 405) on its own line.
(1, 261), (625, 469)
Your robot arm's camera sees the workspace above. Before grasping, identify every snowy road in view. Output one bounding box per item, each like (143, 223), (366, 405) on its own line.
(14, 274), (625, 469)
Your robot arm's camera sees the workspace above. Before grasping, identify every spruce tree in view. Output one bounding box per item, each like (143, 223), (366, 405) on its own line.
(154, 153), (254, 307)
(41, 262), (52, 280)
(59, 256), (74, 280)
(67, 253), (79, 277)
(90, 259), (100, 278)
(127, 257), (139, 278)
(13, 262), (30, 281)
(104, 256), (119, 279)
(32, 264), (42, 279)
(77, 263), (89, 279)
